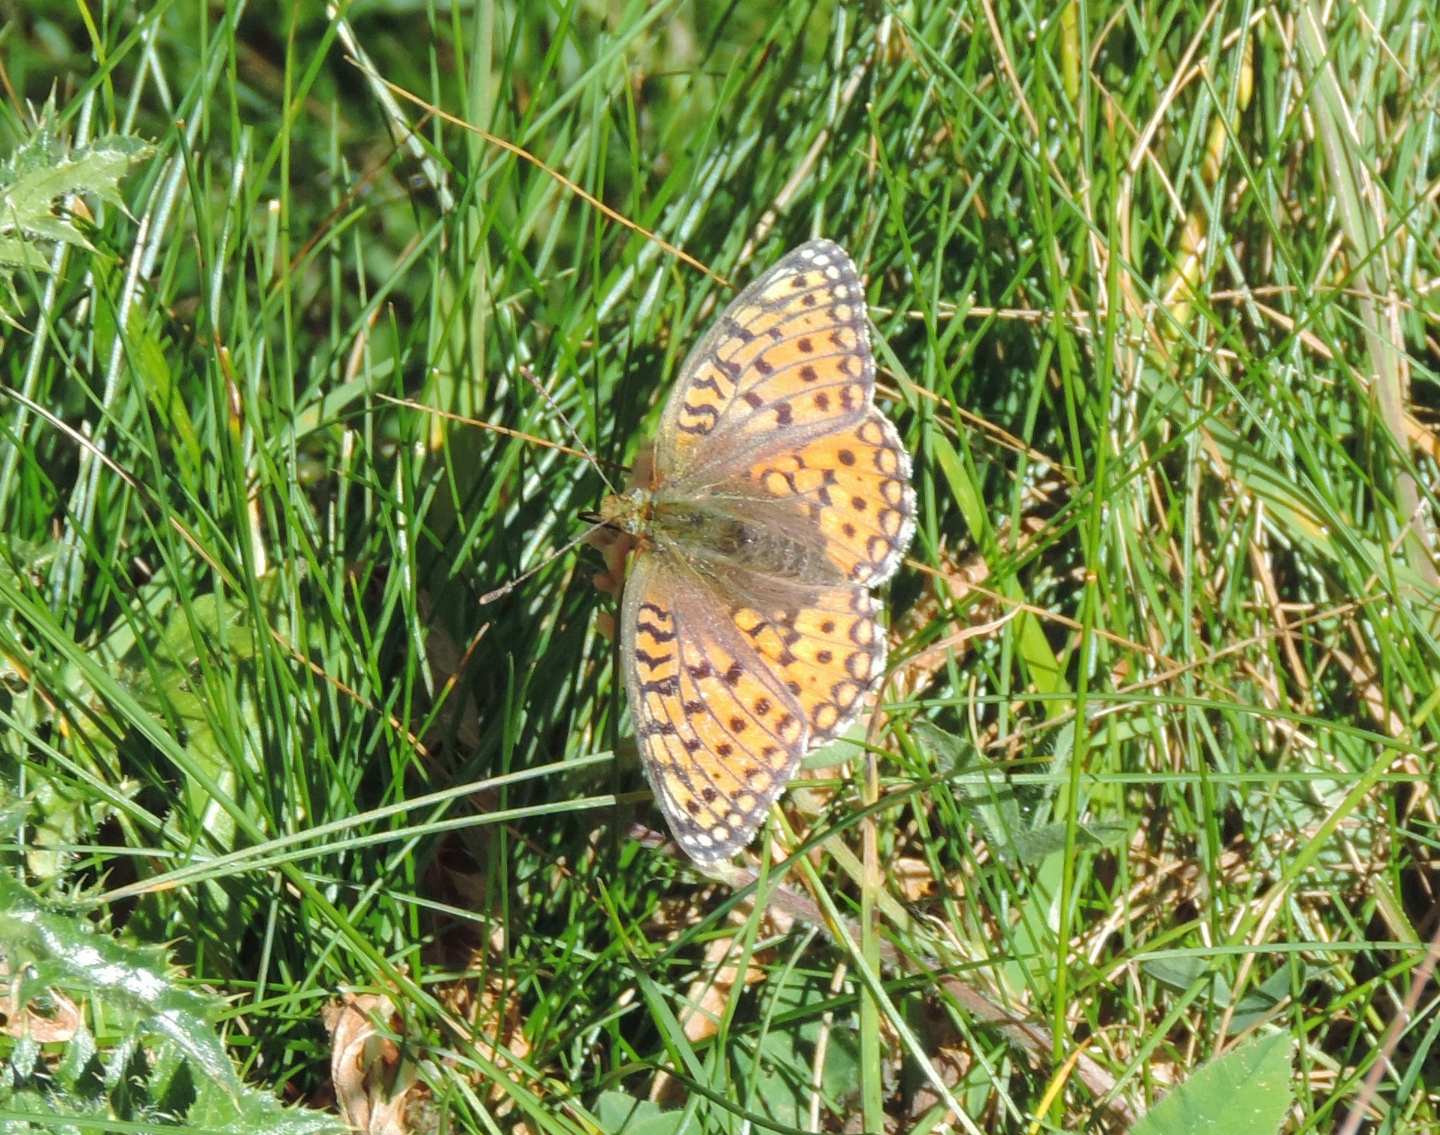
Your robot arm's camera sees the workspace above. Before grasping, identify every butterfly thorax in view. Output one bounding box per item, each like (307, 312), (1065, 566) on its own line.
(600, 487), (839, 583)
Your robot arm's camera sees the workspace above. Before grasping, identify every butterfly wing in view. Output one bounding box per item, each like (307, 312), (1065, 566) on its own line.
(654, 240), (878, 487)
(620, 552), (803, 863)
(742, 410), (916, 586)
(620, 550), (890, 863)
(652, 239), (915, 587)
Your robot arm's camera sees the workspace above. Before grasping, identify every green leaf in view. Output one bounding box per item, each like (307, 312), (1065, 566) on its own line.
(1144, 957), (1321, 1033)
(910, 721), (1023, 857)
(734, 973), (862, 1124)
(3, 135), (152, 216)
(0, 235), (57, 268)
(1, 874), (236, 1089)
(128, 306), (202, 480)
(1006, 819), (1128, 863)
(1130, 1032), (1294, 1135)
(0, 119), (152, 284)
(802, 723), (869, 770)
(20, 767), (139, 884)
(0, 877), (345, 1134)
(930, 430), (988, 542)
(594, 1091), (690, 1135)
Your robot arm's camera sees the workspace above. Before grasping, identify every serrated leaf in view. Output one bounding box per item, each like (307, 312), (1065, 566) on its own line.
(1131, 1032), (1294, 1135)
(0, 236), (55, 269)
(0, 135), (153, 229)
(911, 721), (1024, 855)
(1, 1086), (84, 1135)
(909, 719), (977, 778)
(0, 878), (344, 1133)
(0, 125), (152, 299)
(0, 120), (64, 187)
(0, 874), (236, 1090)
(0, 793), (27, 842)
(25, 770), (138, 883)
(18, 213), (96, 249)
(52, 1023), (102, 1101)
(171, 1041), (347, 1135)
(8, 1033), (42, 1082)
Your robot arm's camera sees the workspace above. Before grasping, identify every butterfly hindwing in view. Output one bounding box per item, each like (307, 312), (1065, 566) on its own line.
(745, 410), (915, 586)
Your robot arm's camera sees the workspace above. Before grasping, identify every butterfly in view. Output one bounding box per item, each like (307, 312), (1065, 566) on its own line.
(598, 240), (915, 864)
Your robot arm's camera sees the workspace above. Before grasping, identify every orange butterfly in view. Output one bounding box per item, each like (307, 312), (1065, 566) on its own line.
(600, 240), (915, 863)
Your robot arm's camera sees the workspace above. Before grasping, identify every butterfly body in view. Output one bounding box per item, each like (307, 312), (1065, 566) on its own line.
(604, 490), (845, 583)
(605, 240), (915, 864)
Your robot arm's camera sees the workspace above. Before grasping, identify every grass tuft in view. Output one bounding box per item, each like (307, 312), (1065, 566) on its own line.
(3, 3), (1439, 1131)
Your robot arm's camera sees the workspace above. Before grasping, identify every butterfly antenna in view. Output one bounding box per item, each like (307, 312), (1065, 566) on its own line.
(373, 391), (625, 475)
(519, 365), (619, 494)
(478, 522), (606, 605)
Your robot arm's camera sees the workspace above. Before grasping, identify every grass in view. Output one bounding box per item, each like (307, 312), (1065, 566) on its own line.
(2, 1), (1439, 1132)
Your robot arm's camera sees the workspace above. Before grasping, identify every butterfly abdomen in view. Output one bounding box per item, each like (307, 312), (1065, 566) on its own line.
(652, 501), (839, 582)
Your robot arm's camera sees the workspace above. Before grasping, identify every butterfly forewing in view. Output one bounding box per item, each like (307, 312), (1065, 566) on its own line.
(655, 240), (875, 487)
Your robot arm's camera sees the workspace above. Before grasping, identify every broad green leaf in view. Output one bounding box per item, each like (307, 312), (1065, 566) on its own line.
(595, 1091), (690, 1135)
(0, 120), (152, 292)
(1130, 1032), (1294, 1135)
(1006, 819), (1128, 862)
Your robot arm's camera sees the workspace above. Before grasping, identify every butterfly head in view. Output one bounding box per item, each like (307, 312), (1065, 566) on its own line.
(596, 487), (651, 536)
